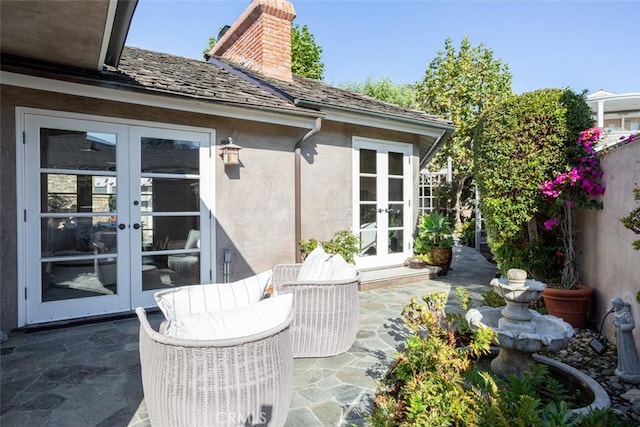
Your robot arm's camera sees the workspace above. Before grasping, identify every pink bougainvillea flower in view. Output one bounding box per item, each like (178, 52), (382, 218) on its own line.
(544, 218), (559, 230)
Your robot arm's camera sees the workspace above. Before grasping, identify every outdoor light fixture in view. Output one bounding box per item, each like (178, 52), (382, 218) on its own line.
(219, 137), (242, 166)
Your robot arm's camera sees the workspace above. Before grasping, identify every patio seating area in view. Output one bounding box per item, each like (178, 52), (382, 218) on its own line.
(1, 245), (498, 426)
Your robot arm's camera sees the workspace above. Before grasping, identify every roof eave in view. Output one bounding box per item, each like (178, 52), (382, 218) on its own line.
(294, 98), (454, 134)
(104, 0), (139, 68)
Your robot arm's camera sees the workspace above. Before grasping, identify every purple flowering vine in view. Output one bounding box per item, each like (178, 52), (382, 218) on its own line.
(539, 127), (606, 288)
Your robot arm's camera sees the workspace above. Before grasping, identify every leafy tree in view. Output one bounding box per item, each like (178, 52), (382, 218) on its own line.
(416, 37), (512, 224)
(203, 35), (216, 57)
(204, 24), (325, 80)
(340, 77), (418, 108)
(291, 24), (324, 79)
(473, 89), (593, 279)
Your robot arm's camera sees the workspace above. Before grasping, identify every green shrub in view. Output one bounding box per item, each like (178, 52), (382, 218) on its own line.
(473, 88), (593, 279)
(458, 218), (476, 247)
(298, 230), (360, 264)
(369, 290), (625, 426)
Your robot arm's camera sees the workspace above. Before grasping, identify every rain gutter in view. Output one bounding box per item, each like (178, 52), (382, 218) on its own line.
(294, 117), (322, 262)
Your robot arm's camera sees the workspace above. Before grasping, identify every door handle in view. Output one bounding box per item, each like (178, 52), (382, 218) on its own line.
(118, 223), (126, 230)
(133, 223), (141, 230)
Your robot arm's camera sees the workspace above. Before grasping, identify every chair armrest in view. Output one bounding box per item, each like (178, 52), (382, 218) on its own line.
(273, 264), (302, 285)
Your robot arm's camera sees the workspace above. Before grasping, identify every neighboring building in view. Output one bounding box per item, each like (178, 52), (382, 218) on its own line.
(0, 0), (453, 328)
(587, 90), (640, 150)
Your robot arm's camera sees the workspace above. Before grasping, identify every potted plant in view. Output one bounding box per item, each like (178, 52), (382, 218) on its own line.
(538, 127), (606, 327)
(299, 230), (360, 264)
(413, 211), (454, 275)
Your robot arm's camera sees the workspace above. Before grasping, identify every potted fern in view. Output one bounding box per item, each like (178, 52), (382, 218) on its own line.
(413, 211), (454, 275)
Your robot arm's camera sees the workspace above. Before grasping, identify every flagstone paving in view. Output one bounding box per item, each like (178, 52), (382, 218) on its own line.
(1, 245), (498, 426)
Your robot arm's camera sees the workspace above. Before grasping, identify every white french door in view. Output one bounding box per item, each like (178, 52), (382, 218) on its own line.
(352, 137), (413, 269)
(20, 112), (213, 324)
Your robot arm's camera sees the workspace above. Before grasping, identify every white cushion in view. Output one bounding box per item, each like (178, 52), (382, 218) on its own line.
(164, 294), (293, 340)
(296, 244), (333, 281)
(328, 254), (359, 280)
(155, 270), (272, 324)
(184, 230), (200, 249)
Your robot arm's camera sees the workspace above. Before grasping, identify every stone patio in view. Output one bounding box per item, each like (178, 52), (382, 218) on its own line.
(1, 245), (498, 426)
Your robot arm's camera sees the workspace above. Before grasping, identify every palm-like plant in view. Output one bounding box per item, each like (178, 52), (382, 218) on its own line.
(414, 211), (454, 254)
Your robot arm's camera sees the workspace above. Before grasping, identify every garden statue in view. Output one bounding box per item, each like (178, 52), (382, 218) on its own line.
(609, 297), (640, 384)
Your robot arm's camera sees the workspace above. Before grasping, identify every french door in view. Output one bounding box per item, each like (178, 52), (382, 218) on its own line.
(21, 112), (213, 324)
(352, 137), (413, 269)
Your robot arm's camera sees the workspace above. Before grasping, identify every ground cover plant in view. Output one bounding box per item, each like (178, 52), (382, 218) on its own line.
(369, 289), (626, 426)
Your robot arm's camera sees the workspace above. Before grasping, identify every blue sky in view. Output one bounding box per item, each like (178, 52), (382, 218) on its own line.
(126, 1), (639, 95)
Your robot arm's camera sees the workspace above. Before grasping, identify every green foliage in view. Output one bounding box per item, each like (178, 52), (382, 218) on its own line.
(481, 289), (506, 307)
(339, 77), (418, 108)
(370, 290), (624, 426)
(458, 218), (476, 247)
(291, 24), (324, 80)
(203, 35), (216, 57)
(414, 211), (454, 254)
(298, 230), (359, 264)
(416, 36), (512, 224)
(620, 186), (640, 251)
(473, 88), (593, 279)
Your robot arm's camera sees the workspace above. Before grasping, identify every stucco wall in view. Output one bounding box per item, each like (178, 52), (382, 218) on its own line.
(578, 141), (640, 345)
(1, 84), (425, 330)
(299, 121), (420, 245)
(0, 85), (306, 330)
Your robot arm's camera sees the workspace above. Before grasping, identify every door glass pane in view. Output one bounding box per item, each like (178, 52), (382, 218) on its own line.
(360, 177), (377, 202)
(388, 152), (403, 175)
(388, 230), (403, 254)
(40, 129), (116, 171)
(388, 205), (404, 228)
(43, 174), (117, 213)
(42, 258), (116, 302)
(360, 204), (377, 228)
(360, 230), (377, 256)
(141, 138), (200, 174)
(41, 216), (117, 256)
(141, 215), (200, 288)
(388, 177), (403, 202)
(360, 149), (376, 174)
(140, 178), (199, 213)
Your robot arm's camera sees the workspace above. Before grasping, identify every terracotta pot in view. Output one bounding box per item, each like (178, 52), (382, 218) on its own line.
(542, 286), (594, 328)
(428, 246), (453, 276)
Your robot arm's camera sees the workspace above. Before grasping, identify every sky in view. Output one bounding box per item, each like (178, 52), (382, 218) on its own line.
(126, 0), (639, 95)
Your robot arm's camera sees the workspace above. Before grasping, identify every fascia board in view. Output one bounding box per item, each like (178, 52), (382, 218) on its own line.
(97, 0), (119, 71)
(295, 99), (452, 139)
(1, 71), (322, 129)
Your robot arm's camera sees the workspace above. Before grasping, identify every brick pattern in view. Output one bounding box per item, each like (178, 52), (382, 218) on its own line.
(209, 0), (296, 82)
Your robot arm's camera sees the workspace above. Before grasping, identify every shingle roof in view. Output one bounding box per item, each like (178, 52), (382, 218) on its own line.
(2, 45), (453, 130)
(109, 47), (300, 112)
(114, 47), (452, 129)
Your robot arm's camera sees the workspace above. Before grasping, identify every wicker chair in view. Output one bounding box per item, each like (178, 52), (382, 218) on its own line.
(135, 306), (293, 427)
(272, 263), (361, 358)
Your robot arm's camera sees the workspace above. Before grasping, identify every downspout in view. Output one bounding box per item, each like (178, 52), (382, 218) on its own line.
(294, 117), (322, 262)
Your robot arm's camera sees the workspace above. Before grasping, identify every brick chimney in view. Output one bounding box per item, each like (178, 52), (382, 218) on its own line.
(209, 0), (296, 82)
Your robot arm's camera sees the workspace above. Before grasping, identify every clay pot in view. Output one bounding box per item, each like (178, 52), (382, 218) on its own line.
(542, 286), (594, 328)
(428, 246), (453, 276)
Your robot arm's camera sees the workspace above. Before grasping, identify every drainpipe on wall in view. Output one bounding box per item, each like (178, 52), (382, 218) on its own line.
(294, 117), (322, 262)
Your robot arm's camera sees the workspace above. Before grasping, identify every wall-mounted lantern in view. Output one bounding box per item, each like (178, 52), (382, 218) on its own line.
(219, 137), (242, 166)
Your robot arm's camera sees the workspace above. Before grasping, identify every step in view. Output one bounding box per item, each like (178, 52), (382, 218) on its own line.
(358, 265), (440, 291)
